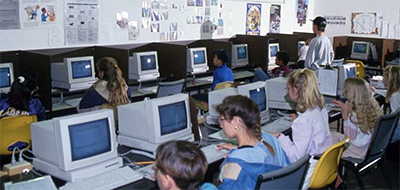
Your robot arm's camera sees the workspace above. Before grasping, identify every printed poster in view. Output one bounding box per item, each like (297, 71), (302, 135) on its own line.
(0, 0), (20, 30)
(324, 15), (346, 26)
(269, 5), (280, 33)
(351, 12), (378, 34)
(22, 2), (58, 28)
(296, 0), (308, 26)
(245, 3), (261, 36)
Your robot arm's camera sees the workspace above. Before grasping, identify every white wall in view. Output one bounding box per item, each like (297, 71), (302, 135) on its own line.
(314, 0), (400, 39)
(0, 0), (314, 52)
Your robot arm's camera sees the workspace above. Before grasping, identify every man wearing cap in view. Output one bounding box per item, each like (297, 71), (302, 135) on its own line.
(304, 16), (334, 70)
(211, 49), (234, 90)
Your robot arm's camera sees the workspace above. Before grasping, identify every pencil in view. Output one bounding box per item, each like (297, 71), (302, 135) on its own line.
(136, 161), (155, 165)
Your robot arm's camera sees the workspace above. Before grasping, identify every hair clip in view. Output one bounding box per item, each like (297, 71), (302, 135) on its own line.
(18, 76), (25, 83)
(114, 64), (118, 68)
(300, 68), (306, 73)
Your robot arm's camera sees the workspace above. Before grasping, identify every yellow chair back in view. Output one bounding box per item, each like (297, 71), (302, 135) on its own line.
(309, 137), (349, 188)
(214, 81), (234, 90)
(345, 60), (365, 78)
(0, 115), (37, 155)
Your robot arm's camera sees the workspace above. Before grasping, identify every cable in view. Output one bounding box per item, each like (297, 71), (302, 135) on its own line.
(203, 122), (221, 131)
(19, 149), (35, 162)
(11, 147), (21, 165)
(129, 149), (155, 159)
(31, 167), (43, 177)
(52, 89), (64, 107)
(118, 150), (132, 157)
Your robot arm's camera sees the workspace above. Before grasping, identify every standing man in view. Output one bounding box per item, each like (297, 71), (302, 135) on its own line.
(304, 16), (334, 70)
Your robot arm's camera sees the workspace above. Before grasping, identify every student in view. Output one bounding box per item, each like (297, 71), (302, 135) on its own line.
(0, 73), (45, 121)
(154, 140), (216, 190)
(211, 49), (234, 90)
(79, 57), (131, 111)
(273, 69), (332, 162)
(216, 95), (290, 189)
(252, 51), (290, 82)
(383, 65), (400, 142)
(297, 39), (311, 68)
(331, 78), (383, 159)
(304, 16), (334, 70)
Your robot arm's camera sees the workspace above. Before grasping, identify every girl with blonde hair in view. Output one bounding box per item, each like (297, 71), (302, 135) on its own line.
(273, 69), (332, 163)
(383, 65), (400, 142)
(79, 57), (131, 111)
(332, 77), (383, 158)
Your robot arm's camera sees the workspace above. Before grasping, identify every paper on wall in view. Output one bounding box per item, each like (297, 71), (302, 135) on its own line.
(0, 0), (20, 30)
(128, 21), (139, 40)
(351, 12), (378, 34)
(381, 21), (389, 37)
(65, 1), (98, 45)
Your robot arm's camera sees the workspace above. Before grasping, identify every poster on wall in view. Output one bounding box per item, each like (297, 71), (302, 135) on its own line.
(245, 3), (261, 36)
(269, 5), (280, 33)
(324, 16), (346, 26)
(296, 0), (308, 26)
(351, 12), (378, 34)
(22, 2), (58, 28)
(0, 0), (20, 30)
(65, 1), (99, 45)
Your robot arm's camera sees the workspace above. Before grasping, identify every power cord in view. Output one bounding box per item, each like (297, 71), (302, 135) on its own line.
(52, 89), (64, 107)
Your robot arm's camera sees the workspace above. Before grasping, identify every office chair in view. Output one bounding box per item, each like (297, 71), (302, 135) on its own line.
(254, 155), (310, 190)
(214, 81), (234, 90)
(0, 115), (37, 155)
(156, 79), (185, 98)
(189, 97), (200, 141)
(342, 109), (400, 189)
(345, 60), (366, 78)
(308, 137), (349, 189)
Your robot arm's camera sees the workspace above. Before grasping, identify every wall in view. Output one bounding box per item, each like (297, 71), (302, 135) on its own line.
(314, 0), (400, 39)
(0, 0), (314, 52)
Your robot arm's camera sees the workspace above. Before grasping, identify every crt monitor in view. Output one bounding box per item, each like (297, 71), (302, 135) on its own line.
(350, 41), (371, 60)
(31, 109), (121, 182)
(129, 51), (160, 82)
(51, 56), (96, 91)
(237, 81), (269, 124)
(0, 63), (14, 93)
(268, 43), (280, 65)
(266, 77), (295, 110)
(118, 93), (194, 154)
(207, 87), (238, 125)
(186, 47), (209, 74)
(337, 63), (356, 95)
(298, 41), (305, 51)
(231, 44), (248, 68)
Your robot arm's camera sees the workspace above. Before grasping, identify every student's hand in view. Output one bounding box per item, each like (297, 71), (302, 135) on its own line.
(217, 143), (237, 151)
(289, 113), (298, 122)
(151, 165), (156, 180)
(270, 132), (281, 138)
(333, 100), (350, 120)
(369, 86), (376, 92)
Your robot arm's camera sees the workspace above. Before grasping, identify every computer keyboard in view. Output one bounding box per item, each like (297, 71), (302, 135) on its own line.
(201, 144), (229, 164)
(261, 117), (292, 133)
(138, 86), (158, 94)
(59, 166), (143, 190)
(195, 76), (213, 83)
(137, 163), (156, 181)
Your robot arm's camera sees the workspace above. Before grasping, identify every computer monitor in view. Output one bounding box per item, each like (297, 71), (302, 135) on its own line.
(266, 77), (295, 110)
(51, 56), (96, 91)
(237, 81), (269, 124)
(337, 63), (357, 95)
(350, 41), (371, 60)
(186, 47), (209, 74)
(31, 109), (121, 182)
(0, 63), (14, 93)
(129, 51), (160, 82)
(298, 41), (305, 51)
(118, 93), (194, 154)
(231, 44), (248, 68)
(206, 87), (238, 125)
(268, 43), (280, 65)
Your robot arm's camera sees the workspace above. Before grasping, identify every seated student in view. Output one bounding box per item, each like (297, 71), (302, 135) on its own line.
(252, 51), (290, 82)
(211, 49), (234, 91)
(79, 57), (131, 112)
(297, 39), (311, 69)
(154, 140), (217, 190)
(0, 73), (45, 121)
(383, 66), (400, 143)
(216, 95), (290, 190)
(331, 78), (383, 159)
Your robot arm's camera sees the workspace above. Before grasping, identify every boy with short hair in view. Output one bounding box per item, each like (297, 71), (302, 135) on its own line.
(211, 49), (234, 90)
(253, 51), (290, 82)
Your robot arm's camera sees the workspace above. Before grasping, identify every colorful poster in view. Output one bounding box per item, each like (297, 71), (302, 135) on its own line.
(296, 0), (308, 26)
(351, 12), (378, 34)
(245, 3), (261, 36)
(269, 5), (280, 33)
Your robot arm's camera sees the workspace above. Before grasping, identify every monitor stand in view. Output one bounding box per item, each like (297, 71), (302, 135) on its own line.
(52, 80), (96, 91)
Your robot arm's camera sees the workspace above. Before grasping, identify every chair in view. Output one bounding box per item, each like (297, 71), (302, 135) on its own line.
(0, 115), (37, 155)
(345, 60), (365, 78)
(214, 81), (234, 90)
(308, 137), (349, 189)
(189, 97), (200, 141)
(194, 81), (234, 113)
(156, 79), (185, 98)
(254, 155), (310, 190)
(342, 109), (400, 189)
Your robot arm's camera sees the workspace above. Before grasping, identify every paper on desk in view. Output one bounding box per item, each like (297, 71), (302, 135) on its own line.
(317, 69), (338, 97)
(209, 130), (238, 145)
(4, 175), (57, 190)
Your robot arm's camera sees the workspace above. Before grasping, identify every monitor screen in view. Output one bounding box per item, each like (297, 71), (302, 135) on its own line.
(353, 43), (368, 54)
(193, 50), (206, 65)
(140, 54), (157, 71)
(69, 118), (111, 161)
(270, 45), (278, 57)
(298, 41), (305, 51)
(159, 101), (187, 136)
(237, 46), (247, 60)
(346, 67), (356, 78)
(250, 88), (266, 111)
(0, 68), (11, 88)
(71, 60), (93, 79)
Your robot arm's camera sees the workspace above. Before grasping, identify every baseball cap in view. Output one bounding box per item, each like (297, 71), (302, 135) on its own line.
(213, 49), (230, 64)
(310, 16), (327, 28)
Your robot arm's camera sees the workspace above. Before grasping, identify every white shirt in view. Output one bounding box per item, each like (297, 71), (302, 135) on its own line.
(298, 45), (309, 61)
(304, 35), (334, 70)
